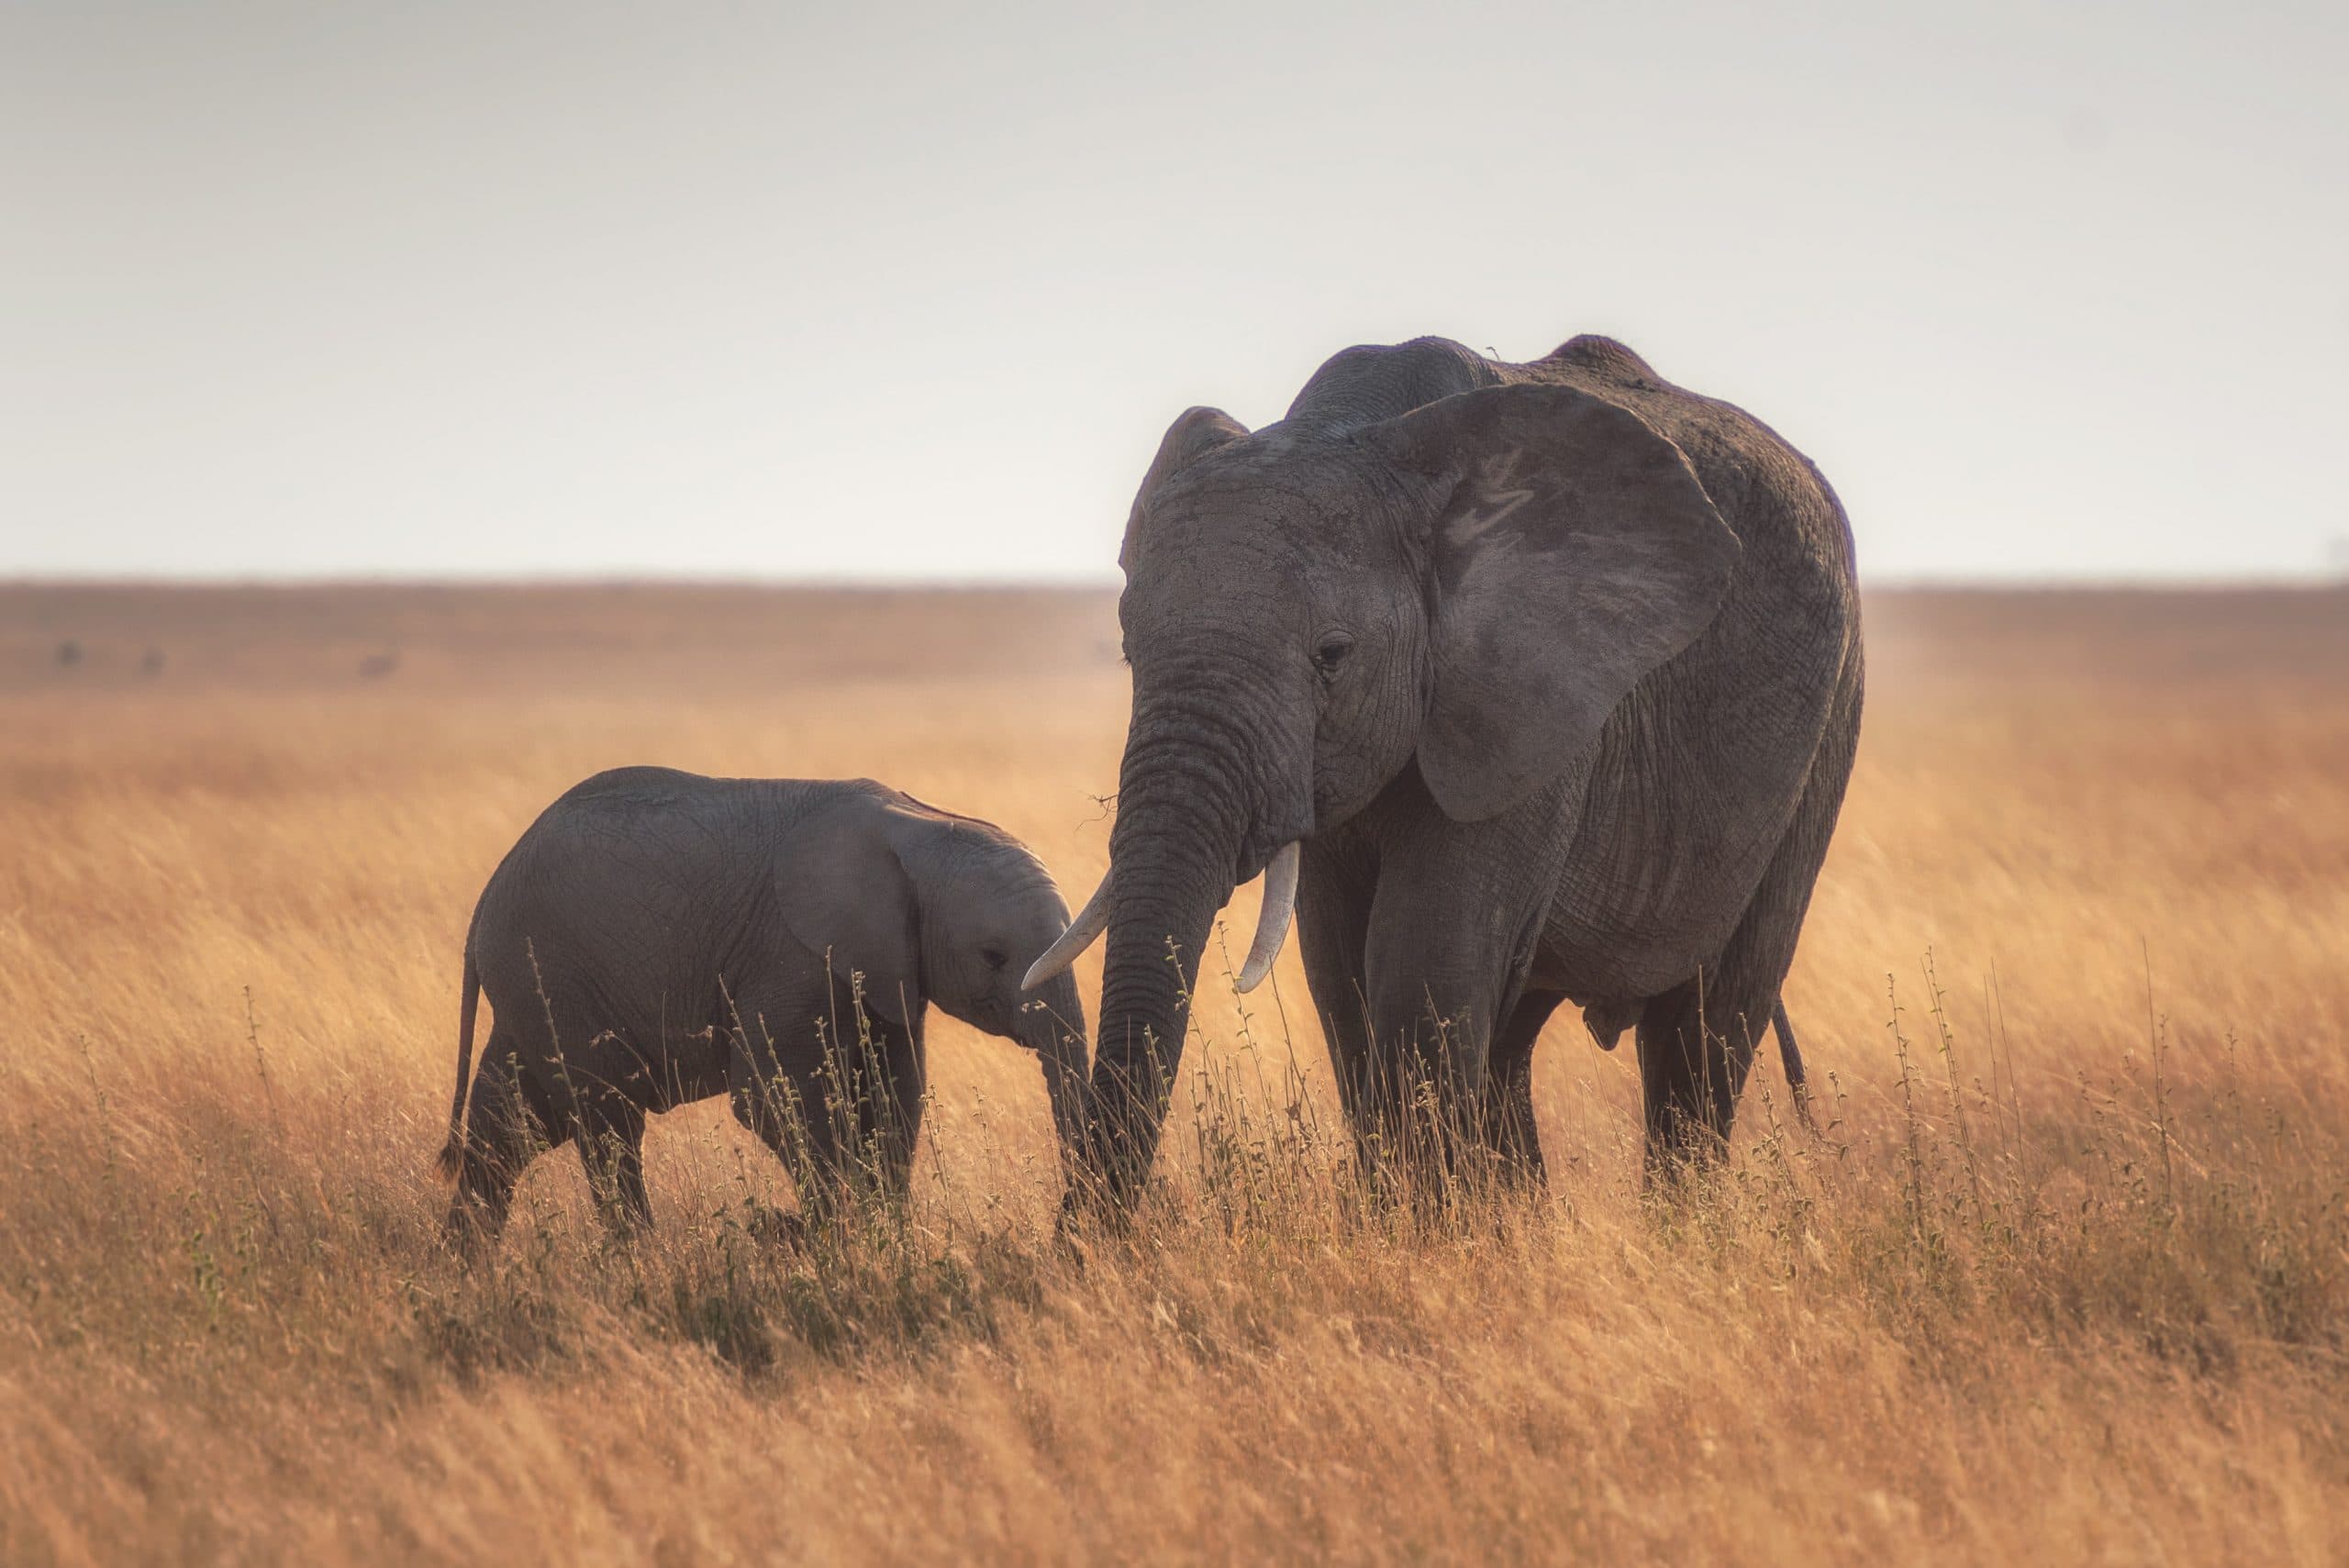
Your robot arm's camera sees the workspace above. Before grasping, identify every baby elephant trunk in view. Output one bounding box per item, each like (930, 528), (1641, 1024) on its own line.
(1017, 969), (1094, 1185)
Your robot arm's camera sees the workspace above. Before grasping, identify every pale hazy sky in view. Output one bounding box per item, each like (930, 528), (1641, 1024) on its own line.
(5, 2), (2344, 583)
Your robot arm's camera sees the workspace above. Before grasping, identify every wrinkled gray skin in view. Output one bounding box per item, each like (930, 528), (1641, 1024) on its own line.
(1067, 334), (1862, 1200)
(438, 768), (1089, 1243)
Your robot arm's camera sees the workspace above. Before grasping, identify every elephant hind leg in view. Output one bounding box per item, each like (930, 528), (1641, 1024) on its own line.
(1633, 969), (1771, 1182)
(1482, 988), (1568, 1187)
(1641, 648), (1859, 1184)
(1638, 797), (1851, 1184)
(441, 1035), (569, 1250)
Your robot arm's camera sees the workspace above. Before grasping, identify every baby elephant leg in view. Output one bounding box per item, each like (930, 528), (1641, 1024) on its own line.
(723, 995), (848, 1227)
(851, 1018), (926, 1203)
(725, 994), (925, 1227)
(443, 1035), (568, 1249)
(575, 1094), (652, 1234)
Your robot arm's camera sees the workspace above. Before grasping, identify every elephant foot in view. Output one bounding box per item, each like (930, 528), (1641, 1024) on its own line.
(1583, 997), (1642, 1050)
(439, 1196), (506, 1260)
(747, 1206), (811, 1251)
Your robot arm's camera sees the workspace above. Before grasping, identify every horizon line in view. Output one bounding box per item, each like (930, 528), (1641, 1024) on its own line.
(3, 572), (2345, 596)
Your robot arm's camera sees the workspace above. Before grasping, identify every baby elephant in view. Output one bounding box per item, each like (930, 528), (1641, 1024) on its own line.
(436, 768), (1090, 1244)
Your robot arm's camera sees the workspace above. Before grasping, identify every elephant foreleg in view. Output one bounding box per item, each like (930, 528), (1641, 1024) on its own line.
(722, 986), (844, 1220)
(576, 1095), (651, 1234)
(1353, 771), (1571, 1156)
(1295, 837), (1380, 1147)
(724, 984), (928, 1226)
(850, 1013), (926, 1203)
(1359, 932), (1545, 1196)
(1355, 867), (1560, 1194)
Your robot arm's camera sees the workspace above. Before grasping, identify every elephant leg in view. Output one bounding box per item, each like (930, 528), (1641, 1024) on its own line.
(442, 1033), (569, 1248)
(1359, 777), (1564, 1148)
(1360, 891), (1555, 1194)
(1295, 836), (1379, 1146)
(576, 1095), (652, 1233)
(1483, 987), (1567, 1186)
(1349, 770), (1570, 1144)
(1634, 967), (1771, 1180)
(1634, 854), (1822, 1179)
(851, 1014), (925, 1203)
(722, 983), (860, 1225)
(1360, 925), (1501, 1128)
(807, 1003), (920, 1203)
(1640, 666), (1862, 1184)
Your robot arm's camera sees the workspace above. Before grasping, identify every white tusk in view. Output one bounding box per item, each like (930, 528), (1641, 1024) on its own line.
(1022, 871), (1113, 990)
(1235, 840), (1300, 994)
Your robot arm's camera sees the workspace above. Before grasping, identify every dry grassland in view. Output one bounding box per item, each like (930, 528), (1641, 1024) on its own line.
(3, 583), (2346, 1564)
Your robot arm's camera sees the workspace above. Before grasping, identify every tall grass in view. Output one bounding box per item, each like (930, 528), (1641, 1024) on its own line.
(2, 585), (2345, 1563)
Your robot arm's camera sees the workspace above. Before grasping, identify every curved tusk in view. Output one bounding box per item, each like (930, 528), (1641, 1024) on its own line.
(1235, 840), (1300, 994)
(1022, 871), (1113, 990)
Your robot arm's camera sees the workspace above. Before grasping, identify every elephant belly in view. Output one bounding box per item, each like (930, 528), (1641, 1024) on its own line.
(1528, 900), (1737, 1006)
(511, 984), (734, 1115)
(639, 1023), (731, 1112)
(1530, 789), (1791, 1003)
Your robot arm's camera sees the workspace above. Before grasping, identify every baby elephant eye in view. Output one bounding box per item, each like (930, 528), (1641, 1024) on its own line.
(1312, 633), (1354, 673)
(981, 946), (1009, 971)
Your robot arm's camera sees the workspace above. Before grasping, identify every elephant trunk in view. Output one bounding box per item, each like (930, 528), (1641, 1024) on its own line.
(1085, 686), (1288, 1205)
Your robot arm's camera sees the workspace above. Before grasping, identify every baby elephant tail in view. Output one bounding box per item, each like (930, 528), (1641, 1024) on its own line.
(436, 948), (482, 1179)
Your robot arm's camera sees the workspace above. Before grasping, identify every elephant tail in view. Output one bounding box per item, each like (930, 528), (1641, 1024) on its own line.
(1772, 998), (1818, 1134)
(436, 946), (482, 1178)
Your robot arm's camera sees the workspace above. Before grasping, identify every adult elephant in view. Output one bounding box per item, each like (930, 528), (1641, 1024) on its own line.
(1028, 333), (1862, 1201)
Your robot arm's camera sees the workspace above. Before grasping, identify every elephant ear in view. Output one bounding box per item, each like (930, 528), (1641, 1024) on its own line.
(1366, 384), (1740, 822)
(779, 795), (924, 1033)
(1119, 406), (1251, 576)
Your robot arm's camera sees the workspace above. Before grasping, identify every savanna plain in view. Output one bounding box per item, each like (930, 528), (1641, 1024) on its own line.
(3, 583), (2346, 1566)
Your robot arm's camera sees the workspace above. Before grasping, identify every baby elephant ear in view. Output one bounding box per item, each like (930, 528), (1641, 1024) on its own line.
(780, 806), (924, 1034)
(1366, 384), (1740, 822)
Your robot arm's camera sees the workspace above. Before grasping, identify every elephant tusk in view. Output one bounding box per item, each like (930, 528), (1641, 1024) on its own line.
(1234, 840), (1300, 994)
(1022, 871), (1113, 990)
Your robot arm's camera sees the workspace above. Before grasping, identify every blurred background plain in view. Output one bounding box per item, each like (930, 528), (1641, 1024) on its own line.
(5, 0), (2345, 584)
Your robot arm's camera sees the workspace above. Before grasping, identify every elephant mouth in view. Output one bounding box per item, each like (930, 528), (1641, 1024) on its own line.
(1231, 828), (1296, 886)
(1022, 832), (1302, 999)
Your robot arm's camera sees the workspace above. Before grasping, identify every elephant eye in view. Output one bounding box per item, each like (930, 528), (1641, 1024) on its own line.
(1313, 633), (1354, 673)
(982, 946), (1008, 971)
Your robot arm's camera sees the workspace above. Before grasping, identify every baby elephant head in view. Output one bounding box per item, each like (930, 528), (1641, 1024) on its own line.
(883, 803), (1093, 1173)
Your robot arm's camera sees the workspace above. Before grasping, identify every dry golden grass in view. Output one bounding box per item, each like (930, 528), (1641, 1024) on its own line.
(3, 583), (2346, 1565)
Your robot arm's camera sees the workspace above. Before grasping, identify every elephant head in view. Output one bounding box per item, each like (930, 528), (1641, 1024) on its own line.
(875, 799), (1093, 1179)
(1025, 346), (1741, 1199)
